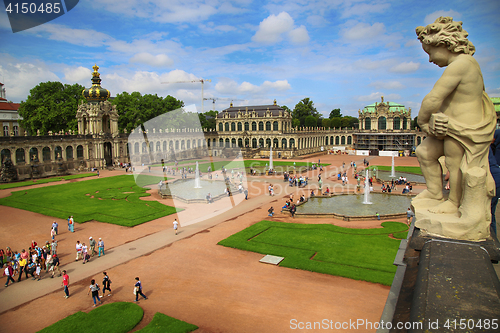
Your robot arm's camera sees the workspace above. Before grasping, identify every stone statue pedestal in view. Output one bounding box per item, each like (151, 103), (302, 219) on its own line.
(412, 166), (492, 241)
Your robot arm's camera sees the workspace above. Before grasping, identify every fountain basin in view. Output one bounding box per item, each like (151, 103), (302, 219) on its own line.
(159, 178), (239, 203)
(295, 193), (413, 221)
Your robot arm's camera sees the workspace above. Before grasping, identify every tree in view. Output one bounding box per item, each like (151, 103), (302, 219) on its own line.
(329, 108), (342, 119)
(330, 117), (341, 128)
(112, 92), (184, 133)
(292, 98), (318, 127)
(342, 116), (359, 129)
(199, 110), (218, 130)
(322, 118), (331, 129)
(18, 81), (86, 135)
(292, 118), (300, 128)
(304, 115), (317, 128)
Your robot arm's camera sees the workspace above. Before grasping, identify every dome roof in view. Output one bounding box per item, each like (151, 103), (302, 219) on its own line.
(361, 97), (409, 114)
(82, 64), (110, 103)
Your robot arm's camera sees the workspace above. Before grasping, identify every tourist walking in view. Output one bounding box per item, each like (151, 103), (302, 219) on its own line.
(98, 238), (105, 257)
(75, 241), (83, 261)
(51, 227), (56, 241)
(89, 237), (97, 257)
(173, 219), (179, 235)
(134, 277), (148, 302)
(102, 272), (112, 296)
(4, 262), (15, 287)
(61, 270), (69, 298)
(69, 216), (75, 233)
(51, 254), (61, 278)
(406, 208), (413, 225)
(52, 221), (58, 235)
(88, 279), (101, 307)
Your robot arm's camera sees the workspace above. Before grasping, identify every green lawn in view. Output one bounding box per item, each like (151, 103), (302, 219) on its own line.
(0, 174), (178, 226)
(0, 173), (97, 190)
(37, 302), (197, 333)
(370, 165), (422, 175)
(218, 220), (408, 286)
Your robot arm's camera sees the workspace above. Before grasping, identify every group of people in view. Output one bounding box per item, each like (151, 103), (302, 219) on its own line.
(75, 237), (105, 264)
(2, 238), (63, 287)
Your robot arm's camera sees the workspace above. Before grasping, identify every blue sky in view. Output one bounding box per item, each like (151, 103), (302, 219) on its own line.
(0, 0), (499, 118)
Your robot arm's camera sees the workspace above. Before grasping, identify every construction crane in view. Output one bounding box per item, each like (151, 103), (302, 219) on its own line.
(203, 97), (245, 111)
(161, 79), (211, 112)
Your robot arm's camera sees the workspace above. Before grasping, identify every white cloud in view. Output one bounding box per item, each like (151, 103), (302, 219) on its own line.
(369, 81), (405, 90)
(252, 12), (294, 44)
(424, 10), (461, 25)
(130, 53), (174, 67)
(252, 12), (309, 45)
(0, 56), (59, 102)
(306, 15), (329, 27)
(31, 23), (114, 47)
(288, 25), (310, 44)
(357, 92), (401, 102)
(199, 22), (238, 33)
(342, 22), (385, 41)
(215, 78), (291, 95)
(390, 61), (420, 73)
(63, 66), (92, 84)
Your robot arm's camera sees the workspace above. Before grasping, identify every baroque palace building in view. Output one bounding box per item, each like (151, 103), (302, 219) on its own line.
(1, 65), (427, 181)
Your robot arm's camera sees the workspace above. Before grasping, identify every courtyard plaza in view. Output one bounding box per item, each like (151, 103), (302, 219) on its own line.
(1, 153), (495, 332)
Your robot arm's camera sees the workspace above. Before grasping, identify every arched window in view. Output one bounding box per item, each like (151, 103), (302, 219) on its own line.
(238, 138), (243, 147)
(282, 138), (287, 148)
(225, 138), (230, 147)
(402, 117), (407, 130)
(258, 122), (264, 131)
(219, 138), (224, 147)
(219, 123), (223, 132)
(347, 136), (352, 145)
(273, 138), (279, 148)
(77, 145), (84, 158)
(237, 122), (242, 131)
(252, 138), (257, 148)
(225, 123), (229, 131)
(29, 148), (39, 162)
(266, 121), (271, 131)
(231, 122), (235, 131)
(259, 138), (264, 147)
(163, 141), (167, 151)
(393, 117), (401, 130)
(330, 136), (334, 145)
(134, 142), (139, 154)
(181, 140), (185, 150)
(290, 138), (295, 148)
(54, 146), (62, 159)
(186, 140), (190, 149)
(13, 126), (19, 136)
(266, 138), (271, 147)
(341, 136), (346, 145)
(3, 126), (9, 136)
(156, 141), (161, 151)
(16, 148), (25, 163)
(1, 149), (11, 163)
(43, 147), (51, 161)
(378, 117), (386, 130)
(244, 122), (249, 131)
(175, 141), (179, 150)
(273, 121), (278, 130)
(252, 122), (257, 131)
(245, 138), (249, 147)
(149, 142), (154, 152)
(335, 136), (339, 145)
(231, 138), (236, 147)
(142, 142), (147, 153)
(66, 146), (73, 159)
(365, 118), (371, 130)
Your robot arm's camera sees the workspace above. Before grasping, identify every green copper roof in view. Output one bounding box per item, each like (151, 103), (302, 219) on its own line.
(362, 101), (409, 113)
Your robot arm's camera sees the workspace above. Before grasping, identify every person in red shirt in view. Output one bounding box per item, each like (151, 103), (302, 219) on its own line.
(61, 270), (69, 298)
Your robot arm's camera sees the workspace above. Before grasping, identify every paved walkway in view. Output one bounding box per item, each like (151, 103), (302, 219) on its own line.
(0, 177), (291, 314)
